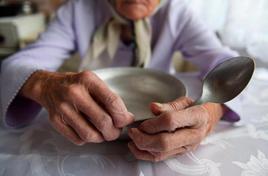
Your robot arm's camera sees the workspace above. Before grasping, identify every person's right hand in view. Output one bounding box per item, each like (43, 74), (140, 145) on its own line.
(20, 70), (134, 145)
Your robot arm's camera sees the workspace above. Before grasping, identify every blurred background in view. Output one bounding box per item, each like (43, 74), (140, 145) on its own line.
(186, 0), (268, 68)
(0, 0), (267, 71)
(0, 0), (63, 61)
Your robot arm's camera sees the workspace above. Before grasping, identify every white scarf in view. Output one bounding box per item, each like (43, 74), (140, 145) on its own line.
(79, 0), (165, 71)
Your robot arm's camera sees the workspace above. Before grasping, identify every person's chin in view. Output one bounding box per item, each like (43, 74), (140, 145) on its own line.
(119, 5), (148, 20)
(124, 12), (147, 20)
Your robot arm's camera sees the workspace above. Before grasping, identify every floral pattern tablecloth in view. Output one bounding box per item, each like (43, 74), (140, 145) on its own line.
(0, 69), (268, 176)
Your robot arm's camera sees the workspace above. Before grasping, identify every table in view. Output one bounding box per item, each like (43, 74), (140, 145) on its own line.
(0, 69), (268, 176)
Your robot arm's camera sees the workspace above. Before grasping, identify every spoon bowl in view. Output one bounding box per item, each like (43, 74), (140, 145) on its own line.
(196, 56), (255, 105)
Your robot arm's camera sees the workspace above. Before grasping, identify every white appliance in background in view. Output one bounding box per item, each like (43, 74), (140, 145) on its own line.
(0, 14), (45, 57)
(0, 13), (45, 44)
(0, 22), (18, 56)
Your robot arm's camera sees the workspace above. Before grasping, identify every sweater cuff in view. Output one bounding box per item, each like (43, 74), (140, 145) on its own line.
(221, 95), (243, 122)
(221, 105), (240, 122)
(1, 58), (43, 128)
(5, 95), (42, 128)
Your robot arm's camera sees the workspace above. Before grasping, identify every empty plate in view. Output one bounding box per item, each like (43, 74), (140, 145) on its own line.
(94, 68), (186, 121)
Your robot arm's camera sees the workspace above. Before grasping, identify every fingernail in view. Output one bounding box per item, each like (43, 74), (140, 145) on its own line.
(153, 103), (163, 108)
(128, 112), (135, 121)
(128, 112), (134, 117)
(126, 112), (135, 124)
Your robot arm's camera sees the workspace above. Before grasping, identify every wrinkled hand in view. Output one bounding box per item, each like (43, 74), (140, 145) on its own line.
(21, 70), (134, 145)
(128, 97), (225, 162)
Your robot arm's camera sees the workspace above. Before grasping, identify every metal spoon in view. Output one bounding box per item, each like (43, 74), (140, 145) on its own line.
(195, 56), (255, 105)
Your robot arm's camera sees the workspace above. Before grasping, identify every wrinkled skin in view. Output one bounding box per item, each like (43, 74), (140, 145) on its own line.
(20, 0), (226, 162)
(21, 71), (224, 161)
(115, 0), (160, 20)
(21, 71), (134, 145)
(127, 97), (225, 162)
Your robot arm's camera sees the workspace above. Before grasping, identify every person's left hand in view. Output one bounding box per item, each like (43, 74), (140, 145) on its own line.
(127, 97), (225, 162)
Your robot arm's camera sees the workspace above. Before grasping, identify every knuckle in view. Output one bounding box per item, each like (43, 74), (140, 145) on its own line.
(190, 107), (207, 127)
(163, 113), (177, 131)
(114, 114), (132, 128)
(79, 71), (97, 84)
(105, 131), (120, 141)
(196, 116), (207, 127)
(80, 70), (94, 79)
(58, 102), (67, 110)
(132, 136), (147, 150)
(105, 93), (120, 105)
(95, 114), (121, 141)
(82, 132), (96, 142)
(97, 114), (112, 130)
(193, 118), (203, 128)
(114, 119), (125, 128)
(172, 97), (194, 110)
(192, 129), (204, 142)
(67, 84), (81, 96)
(79, 130), (90, 141)
(97, 120), (108, 132)
(158, 135), (169, 152)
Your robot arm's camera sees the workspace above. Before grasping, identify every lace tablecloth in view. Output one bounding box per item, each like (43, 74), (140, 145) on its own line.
(0, 69), (268, 176)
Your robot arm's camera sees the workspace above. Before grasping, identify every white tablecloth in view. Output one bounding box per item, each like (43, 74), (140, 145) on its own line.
(0, 69), (268, 176)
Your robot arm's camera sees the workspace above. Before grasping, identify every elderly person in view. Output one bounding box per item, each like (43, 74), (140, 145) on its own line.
(1, 0), (240, 162)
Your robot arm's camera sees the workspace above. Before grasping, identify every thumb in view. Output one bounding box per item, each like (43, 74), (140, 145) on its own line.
(150, 97), (194, 115)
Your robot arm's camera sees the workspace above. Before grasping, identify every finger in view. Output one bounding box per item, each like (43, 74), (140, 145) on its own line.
(150, 103), (163, 116)
(139, 106), (208, 134)
(128, 128), (204, 152)
(149, 146), (188, 161)
(66, 85), (121, 141)
(150, 97), (193, 114)
(80, 71), (134, 127)
(150, 146), (186, 157)
(59, 103), (104, 143)
(49, 114), (85, 146)
(128, 142), (157, 162)
(129, 142), (198, 162)
(150, 143), (199, 158)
